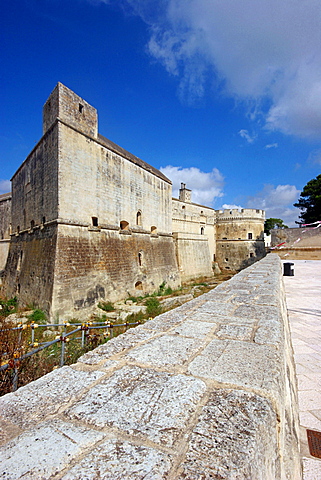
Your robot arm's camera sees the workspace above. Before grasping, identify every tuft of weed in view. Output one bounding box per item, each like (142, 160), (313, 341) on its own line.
(27, 309), (47, 324)
(98, 301), (115, 312)
(145, 297), (162, 316)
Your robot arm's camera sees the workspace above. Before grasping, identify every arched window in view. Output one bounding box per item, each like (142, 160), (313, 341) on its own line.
(136, 211), (142, 226)
(200, 227), (204, 235)
(151, 226), (157, 234)
(138, 251), (143, 266)
(135, 281), (143, 290)
(120, 221), (129, 230)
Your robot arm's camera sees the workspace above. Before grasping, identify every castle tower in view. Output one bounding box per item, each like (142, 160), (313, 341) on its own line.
(215, 208), (266, 271)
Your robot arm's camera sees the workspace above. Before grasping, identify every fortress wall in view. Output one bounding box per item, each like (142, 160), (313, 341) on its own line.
(1, 224), (58, 311)
(51, 224), (180, 320)
(173, 232), (213, 280)
(172, 198), (216, 259)
(10, 128), (59, 233)
(271, 226), (321, 247)
(216, 239), (266, 271)
(0, 255), (301, 479)
(0, 194), (11, 271)
(58, 123), (172, 234)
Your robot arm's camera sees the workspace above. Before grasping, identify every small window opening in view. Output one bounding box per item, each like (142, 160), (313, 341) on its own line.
(30, 220), (35, 229)
(200, 210), (204, 214)
(135, 281), (143, 290)
(120, 221), (129, 231)
(136, 211), (142, 226)
(151, 226), (157, 234)
(92, 217), (98, 227)
(230, 210), (232, 214)
(17, 226), (20, 234)
(182, 205), (185, 209)
(223, 237), (227, 240)
(250, 252), (254, 258)
(200, 227), (204, 235)
(248, 233), (253, 239)
(225, 258), (229, 262)
(79, 103), (84, 113)
(42, 216), (46, 224)
(138, 252), (143, 266)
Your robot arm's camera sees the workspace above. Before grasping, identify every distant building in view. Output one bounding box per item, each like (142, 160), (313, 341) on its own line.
(0, 84), (265, 319)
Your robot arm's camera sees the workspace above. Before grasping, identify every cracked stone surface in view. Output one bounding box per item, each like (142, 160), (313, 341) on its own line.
(66, 365), (207, 446)
(125, 335), (202, 367)
(178, 389), (278, 479)
(62, 439), (173, 480)
(0, 367), (105, 429)
(0, 419), (104, 480)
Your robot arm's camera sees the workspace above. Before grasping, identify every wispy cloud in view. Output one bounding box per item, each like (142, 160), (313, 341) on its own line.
(0, 180), (11, 195)
(160, 165), (224, 206)
(246, 184), (300, 226)
(308, 148), (321, 165)
(265, 143), (278, 149)
(238, 129), (257, 144)
(96, 0), (321, 140)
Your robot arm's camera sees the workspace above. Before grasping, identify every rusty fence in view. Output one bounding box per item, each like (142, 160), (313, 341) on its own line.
(0, 319), (140, 392)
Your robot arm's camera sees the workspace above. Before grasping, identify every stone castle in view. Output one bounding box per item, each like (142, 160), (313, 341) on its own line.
(0, 83), (265, 319)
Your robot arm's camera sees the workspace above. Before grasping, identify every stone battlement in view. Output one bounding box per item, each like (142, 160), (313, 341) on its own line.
(216, 208), (265, 221)
(0, 255), (301, 479)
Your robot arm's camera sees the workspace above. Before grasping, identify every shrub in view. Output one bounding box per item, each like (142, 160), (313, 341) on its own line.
(98, 301), (115, 312)
(145, 297), (162, 316)
(27, 309), (47, 323)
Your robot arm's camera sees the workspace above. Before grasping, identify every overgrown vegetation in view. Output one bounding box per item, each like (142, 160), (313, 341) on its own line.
(97, 301), (115, 312)
(145, 297), (162, 316)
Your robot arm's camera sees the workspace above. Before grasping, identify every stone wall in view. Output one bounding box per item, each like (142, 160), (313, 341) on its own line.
(58, 122), (173, 234)
(1, 224), (58, 311)
(51, 224), (180, 320)
(173, 232), (213, 280)
(0, 255), (301, 479)
(0, 193), (11, 271)
(271, 227), (321, 260)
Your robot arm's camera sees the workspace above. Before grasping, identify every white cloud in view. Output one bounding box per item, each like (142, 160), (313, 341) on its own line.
(0, 180), (11, 195)
(238, 129), (257, 144)
(103, 0), (321, 139)
(221, 204), (243, 211)
(265, 143), (278, 149)
(246, 184), (301, 226)
(160, 165), (224, 206)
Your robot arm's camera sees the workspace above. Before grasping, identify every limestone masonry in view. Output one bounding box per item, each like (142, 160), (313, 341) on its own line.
(0, 83), (265, 319)
(0, 255), (301, 479)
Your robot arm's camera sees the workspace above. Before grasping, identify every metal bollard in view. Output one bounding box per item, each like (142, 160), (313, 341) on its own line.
(283, 262), (294, 276)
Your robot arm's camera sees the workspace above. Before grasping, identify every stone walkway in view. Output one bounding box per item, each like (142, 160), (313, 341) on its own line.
(283, 260), (321, 479)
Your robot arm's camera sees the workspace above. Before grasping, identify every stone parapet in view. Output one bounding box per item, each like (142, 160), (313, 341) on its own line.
(0, 254), (301, 479)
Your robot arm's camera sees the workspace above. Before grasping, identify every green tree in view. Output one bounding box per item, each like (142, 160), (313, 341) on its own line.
(294, 174), (321, 224)
(264, 218), (288, 235)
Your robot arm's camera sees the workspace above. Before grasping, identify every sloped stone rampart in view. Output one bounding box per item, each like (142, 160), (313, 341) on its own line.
(0, 254), (301, 479)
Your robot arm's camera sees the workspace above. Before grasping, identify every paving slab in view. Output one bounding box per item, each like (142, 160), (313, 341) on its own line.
(283, 260), (321, 479)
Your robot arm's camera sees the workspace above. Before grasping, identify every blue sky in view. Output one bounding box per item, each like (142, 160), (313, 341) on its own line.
(1, 0), (321, 226)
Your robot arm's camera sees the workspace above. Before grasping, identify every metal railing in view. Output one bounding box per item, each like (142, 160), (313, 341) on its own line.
(0, 319), (140, 391)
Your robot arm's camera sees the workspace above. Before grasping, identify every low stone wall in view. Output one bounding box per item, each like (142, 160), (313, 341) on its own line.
(0, 254), (301, 479)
